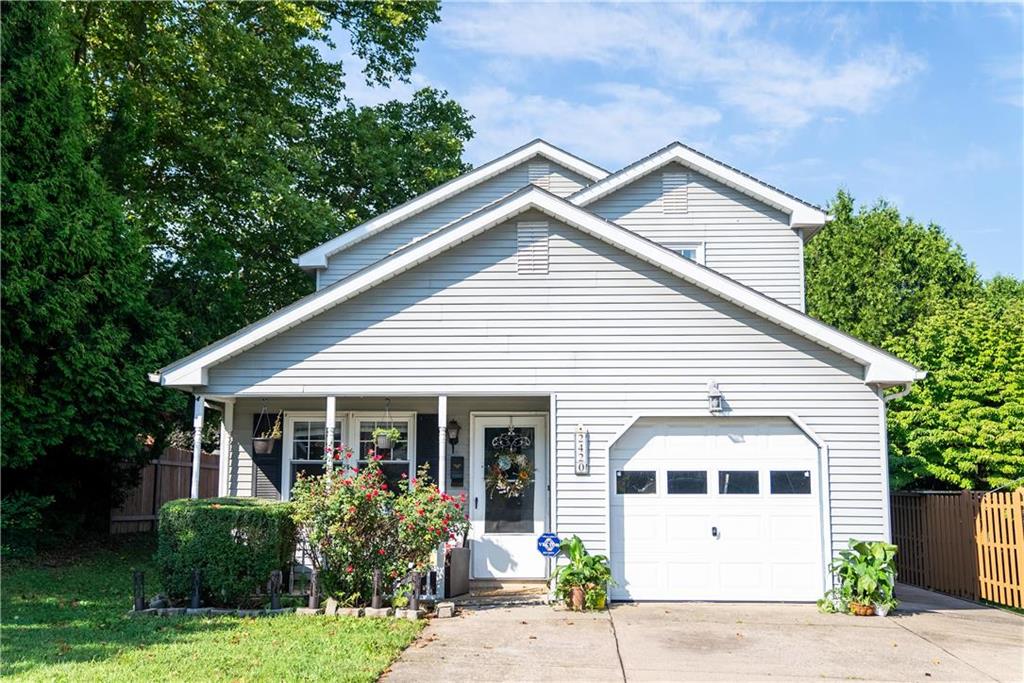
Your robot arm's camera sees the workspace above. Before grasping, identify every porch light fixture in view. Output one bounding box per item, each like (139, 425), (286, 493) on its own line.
(446, 420), (461, 452)
(708, 381), (724, 415)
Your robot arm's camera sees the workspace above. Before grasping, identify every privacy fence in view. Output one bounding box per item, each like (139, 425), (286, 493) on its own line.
(110, 447), (219, 534)
(891, 490), (1024, 609)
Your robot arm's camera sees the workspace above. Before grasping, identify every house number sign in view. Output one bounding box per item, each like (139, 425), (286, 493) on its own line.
(574, 424), (590, 475)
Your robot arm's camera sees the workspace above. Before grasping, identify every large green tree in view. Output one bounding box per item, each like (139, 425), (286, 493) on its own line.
(1, 1), (184, 530)
(68, 0), (471, 349)
(805, 190), (980, 348)
(887, 278), (1024, 490)
(2, 1), (473, 537)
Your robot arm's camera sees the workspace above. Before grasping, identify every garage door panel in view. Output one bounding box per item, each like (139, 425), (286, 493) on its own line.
(610, 417), (824, 602)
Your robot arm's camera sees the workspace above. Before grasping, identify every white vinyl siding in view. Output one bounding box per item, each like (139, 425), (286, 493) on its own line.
(207, 214), (884, 557)
(318, 160), (591, 289)
(589, 162), (805, 310)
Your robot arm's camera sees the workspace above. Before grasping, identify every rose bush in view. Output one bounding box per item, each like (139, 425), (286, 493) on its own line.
(290, 446), (469, 606)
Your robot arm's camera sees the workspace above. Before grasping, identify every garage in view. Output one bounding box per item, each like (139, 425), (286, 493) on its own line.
(609, 416), (826, 602)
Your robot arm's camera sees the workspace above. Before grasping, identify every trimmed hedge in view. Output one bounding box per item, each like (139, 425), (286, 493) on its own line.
(157, 497), (296, 607)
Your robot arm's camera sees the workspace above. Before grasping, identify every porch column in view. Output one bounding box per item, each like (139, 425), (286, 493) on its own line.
(437, 396), (447, 493)
(325, 396), (336, 464)
(435, 395), (448, 600)
(217, 400), (234, 497)
(190, 394), (205, 499)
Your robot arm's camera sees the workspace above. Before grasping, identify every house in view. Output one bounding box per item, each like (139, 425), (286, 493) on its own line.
(152, 140), (924, 602)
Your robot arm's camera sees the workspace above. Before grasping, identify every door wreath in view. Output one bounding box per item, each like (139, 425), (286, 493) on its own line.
(485, 452), (533, 498)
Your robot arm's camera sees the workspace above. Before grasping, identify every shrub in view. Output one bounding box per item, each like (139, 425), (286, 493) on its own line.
(290, 448), (470, 605)
(0, 492), (54, 556)
(157, 497), (296, 607)
(551, 535), (614, 611)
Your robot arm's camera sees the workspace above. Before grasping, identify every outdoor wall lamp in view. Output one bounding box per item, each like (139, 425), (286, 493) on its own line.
(446, 419), (461, 452)
(708, 381), (724, 415)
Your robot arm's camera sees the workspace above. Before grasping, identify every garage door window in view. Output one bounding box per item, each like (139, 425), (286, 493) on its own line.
(616, 470), (656, 494)
(667, 470), (707, 494)
(719, 470), (759, 494)
(770, 470), (812, 494)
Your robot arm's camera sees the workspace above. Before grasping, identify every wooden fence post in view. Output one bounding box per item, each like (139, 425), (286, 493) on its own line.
(133, 570), (145, 612)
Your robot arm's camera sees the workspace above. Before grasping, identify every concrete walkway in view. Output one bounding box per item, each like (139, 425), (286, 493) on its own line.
(383, 585), (1023, 682)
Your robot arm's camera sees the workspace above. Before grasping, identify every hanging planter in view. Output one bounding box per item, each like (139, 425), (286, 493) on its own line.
(252, 408), (282, 455)
(372, 426), (401, 450)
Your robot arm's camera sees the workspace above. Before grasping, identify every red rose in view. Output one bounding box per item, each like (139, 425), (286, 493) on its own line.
(346, 565), (354, 574)
(378, 548), (386, 556)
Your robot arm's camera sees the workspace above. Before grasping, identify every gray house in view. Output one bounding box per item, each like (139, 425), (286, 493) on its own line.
(153, 140), (923, 602)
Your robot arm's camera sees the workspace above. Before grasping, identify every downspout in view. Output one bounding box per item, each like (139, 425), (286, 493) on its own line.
(883, 384), (913, 404)
(878, 382), (916, 543)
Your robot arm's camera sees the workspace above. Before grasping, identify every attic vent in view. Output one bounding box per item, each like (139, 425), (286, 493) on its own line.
(517, 221), (549, 275)
(662, 169), (689, 213)
(528, 161), (550, 190)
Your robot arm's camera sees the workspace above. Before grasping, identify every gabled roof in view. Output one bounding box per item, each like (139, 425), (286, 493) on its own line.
(155, 187), (921, 388)
(295, 139), (609, 269)
(570, 142), (829, 237)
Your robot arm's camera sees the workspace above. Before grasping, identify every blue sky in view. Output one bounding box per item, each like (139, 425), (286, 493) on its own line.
(334, 2), (1023, 278)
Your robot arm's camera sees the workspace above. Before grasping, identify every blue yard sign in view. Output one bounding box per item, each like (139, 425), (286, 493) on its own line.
(537, 532), (562, 557)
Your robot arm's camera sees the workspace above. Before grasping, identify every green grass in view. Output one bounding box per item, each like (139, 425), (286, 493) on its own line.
(1, 535), (424, 682)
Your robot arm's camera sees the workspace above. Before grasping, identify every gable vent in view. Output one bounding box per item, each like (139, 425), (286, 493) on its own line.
(528, 161), (550, 190)
(662, 169), (689, 213)
(517, 221), (549, 275)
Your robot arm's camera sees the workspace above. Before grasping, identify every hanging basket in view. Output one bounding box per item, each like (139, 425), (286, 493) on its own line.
(375, 433), (393, 450)
(252, 437), (276, 455)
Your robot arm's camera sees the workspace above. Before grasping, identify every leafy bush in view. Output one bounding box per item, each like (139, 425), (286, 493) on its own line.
(0, 492), (54, 556)
(157, 497), (296, 607)
(290, 448), (469, 605)
(551, 535), (614, 610)
(818, 539), (898, 614)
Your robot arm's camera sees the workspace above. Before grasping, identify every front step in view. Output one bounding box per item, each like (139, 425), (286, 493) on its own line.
(452, 580), (550, 607)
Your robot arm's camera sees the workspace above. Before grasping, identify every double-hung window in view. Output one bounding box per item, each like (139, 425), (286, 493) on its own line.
(353, 412), (416, 492)
(283, 414), (346, 499)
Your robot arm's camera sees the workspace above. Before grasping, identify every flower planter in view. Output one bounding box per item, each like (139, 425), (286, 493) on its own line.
(252, 437), (277, 455)
(568, 586), (585, 611)
(874, 603), (892, 617)
(375, 434), (393, 450)
(849, 601), (876, 617)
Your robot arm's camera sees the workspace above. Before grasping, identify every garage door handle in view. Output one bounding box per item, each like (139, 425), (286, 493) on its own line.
(711, 526), (719, 538)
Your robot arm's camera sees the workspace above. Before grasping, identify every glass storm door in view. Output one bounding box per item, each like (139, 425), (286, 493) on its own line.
(469, 415), (548, 579)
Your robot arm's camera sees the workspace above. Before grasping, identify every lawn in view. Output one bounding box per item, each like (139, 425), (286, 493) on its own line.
(1, 535), (424, 682)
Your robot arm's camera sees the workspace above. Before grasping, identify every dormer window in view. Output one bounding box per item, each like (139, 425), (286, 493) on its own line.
(675, 242), (705, 265)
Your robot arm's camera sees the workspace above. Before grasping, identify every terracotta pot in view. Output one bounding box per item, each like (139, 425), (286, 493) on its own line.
(252, 437), (276, 455)
(849, 601), (876, 617)
(569, 586), (585, 611)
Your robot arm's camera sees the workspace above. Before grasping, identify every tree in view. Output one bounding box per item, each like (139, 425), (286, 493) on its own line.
(886, 277), (1024, 490)
(805, 190), (980, 349)
(67, 1), (471, 350)
(1, 1), (185, 531)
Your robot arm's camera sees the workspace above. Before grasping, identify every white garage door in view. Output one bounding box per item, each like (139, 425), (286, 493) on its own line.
(610, 417), (825, 602)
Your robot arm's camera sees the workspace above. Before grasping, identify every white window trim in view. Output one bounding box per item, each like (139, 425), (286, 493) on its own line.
(281, 412), (348, 501)
(348, 411), (418, 481)
(677, 241), (706, 265)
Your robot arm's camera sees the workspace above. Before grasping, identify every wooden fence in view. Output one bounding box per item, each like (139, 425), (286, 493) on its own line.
(891, 490), (1024, 609)
(110, 447), (219, 534)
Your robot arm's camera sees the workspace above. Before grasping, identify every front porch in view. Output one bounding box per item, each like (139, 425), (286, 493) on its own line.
(189, 394), (555, 598)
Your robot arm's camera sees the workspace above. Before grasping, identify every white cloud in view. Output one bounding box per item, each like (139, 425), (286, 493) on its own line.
(439, 3), (925, 129)
(457, 83), (720, 166)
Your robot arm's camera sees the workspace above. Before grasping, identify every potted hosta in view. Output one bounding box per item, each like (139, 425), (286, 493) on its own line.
(372, 426), (401, 450)
(252, 413), (282, 455)
(817, 540), (898, 617)
(551, 535), (614, 611)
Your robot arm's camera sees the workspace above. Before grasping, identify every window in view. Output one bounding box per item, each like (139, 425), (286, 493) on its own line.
(770, 470), (812, 494)
(718, 470), (759, 494)
(285, 417), (345, 497)
(668, 470), (707, 494)
(616, 470), (657, 494)
(356, 416), (414, 492)
(675, 242), (705, 264)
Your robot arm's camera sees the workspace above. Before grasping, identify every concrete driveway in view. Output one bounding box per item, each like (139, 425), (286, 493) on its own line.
(383, 586), (1023, 682)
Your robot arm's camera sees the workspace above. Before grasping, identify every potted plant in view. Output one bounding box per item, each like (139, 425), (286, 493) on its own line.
(372, 426), (401, 450)
(817, 539), (898, 617)
(252, 412), (282, 455)
(551, 535), (614, 611)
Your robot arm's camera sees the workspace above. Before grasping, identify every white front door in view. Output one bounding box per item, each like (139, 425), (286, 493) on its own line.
(469, 415), (547, 579)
